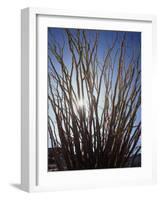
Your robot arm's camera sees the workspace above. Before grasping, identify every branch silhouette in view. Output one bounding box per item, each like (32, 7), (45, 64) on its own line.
(48, 29), (141, 170)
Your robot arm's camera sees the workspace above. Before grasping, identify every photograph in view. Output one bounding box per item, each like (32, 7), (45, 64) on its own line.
(47, 27), (141, 172)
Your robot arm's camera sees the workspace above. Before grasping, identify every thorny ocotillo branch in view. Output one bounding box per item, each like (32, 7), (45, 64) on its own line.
(48, 29), (141, 170)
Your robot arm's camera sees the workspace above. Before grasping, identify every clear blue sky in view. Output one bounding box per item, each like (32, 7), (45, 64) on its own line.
(48, 27), (141, 148)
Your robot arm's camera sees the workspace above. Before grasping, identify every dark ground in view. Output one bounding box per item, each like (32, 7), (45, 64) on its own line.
(48, 148), (141, 172)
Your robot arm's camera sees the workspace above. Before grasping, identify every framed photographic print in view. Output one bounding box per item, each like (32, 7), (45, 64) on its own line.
(21, 8), (156, 192)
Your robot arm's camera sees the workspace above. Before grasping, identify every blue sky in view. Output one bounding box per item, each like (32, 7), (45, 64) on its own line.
(48, 27), (141, 148)
(48, 28), (141, 71)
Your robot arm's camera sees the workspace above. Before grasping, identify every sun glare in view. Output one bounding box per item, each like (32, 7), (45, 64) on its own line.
(77, 98), (85, 108)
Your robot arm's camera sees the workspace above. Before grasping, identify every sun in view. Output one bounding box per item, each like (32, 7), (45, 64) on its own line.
(77, 98), (86, 109)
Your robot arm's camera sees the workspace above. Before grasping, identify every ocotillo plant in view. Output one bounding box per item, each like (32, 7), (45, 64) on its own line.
(48, 28), (141, 170)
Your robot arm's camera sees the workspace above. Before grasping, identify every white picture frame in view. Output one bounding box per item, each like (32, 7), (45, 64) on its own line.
(21, 7), (156, 192)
